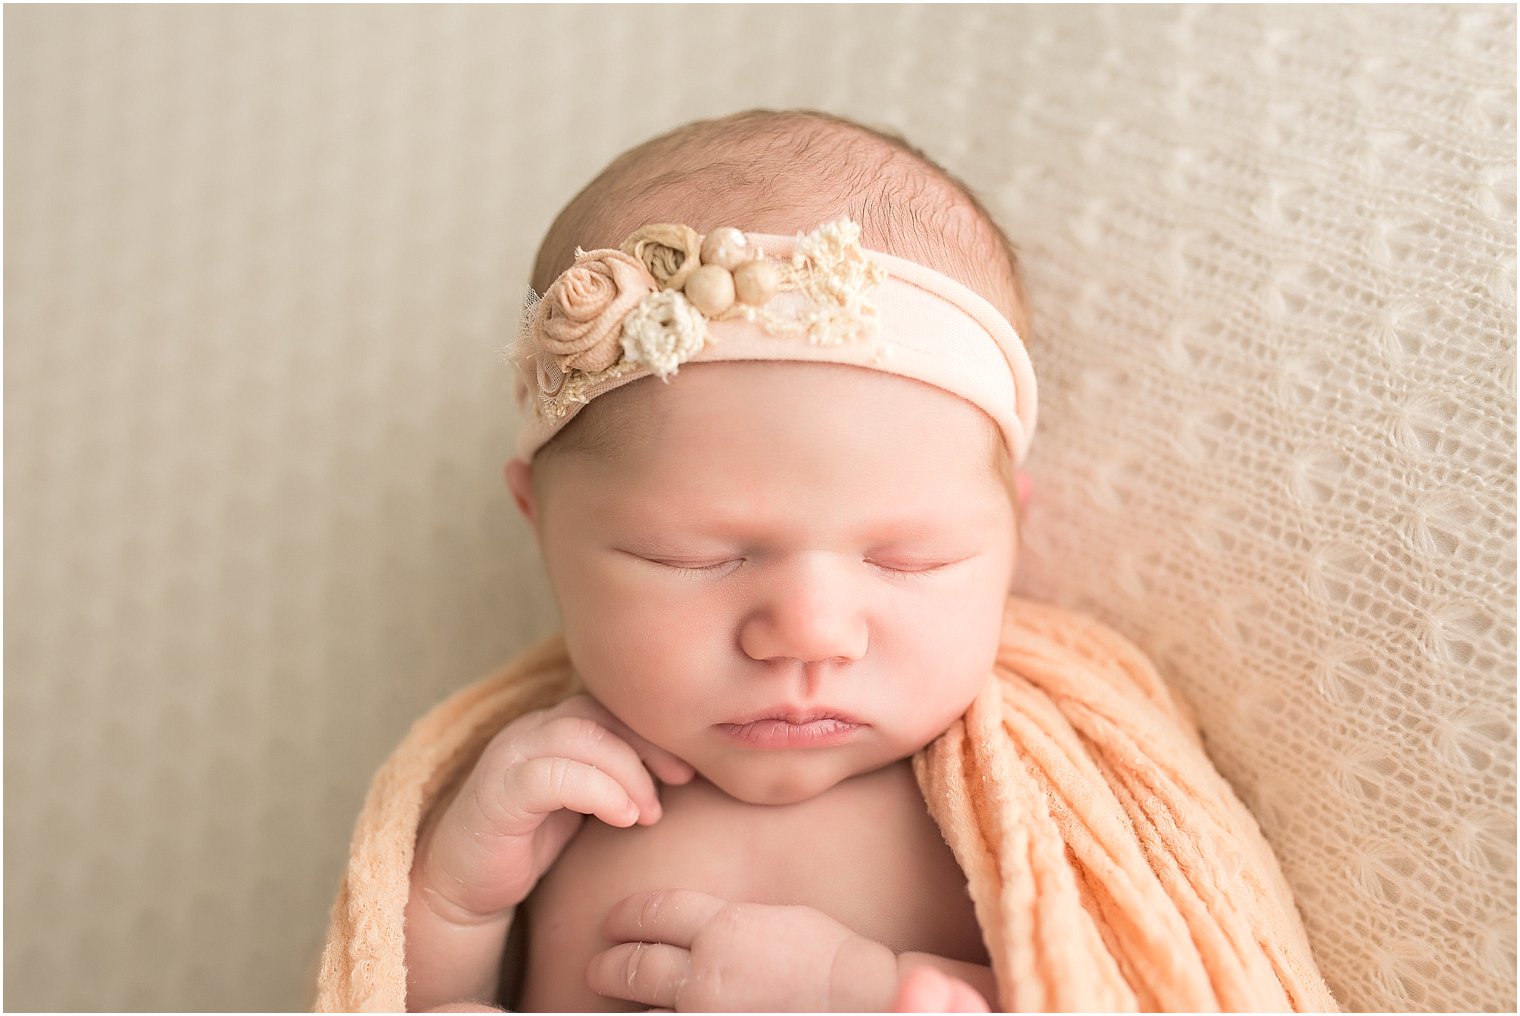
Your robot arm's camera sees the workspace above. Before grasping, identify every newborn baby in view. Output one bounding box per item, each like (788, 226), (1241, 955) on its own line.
(404, 108), (1035, 1012)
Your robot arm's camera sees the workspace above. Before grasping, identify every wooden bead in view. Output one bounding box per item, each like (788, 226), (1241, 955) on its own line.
(733, 258), (782, 306)
(683, 264), (736, 316)
(700, 227), (750, 271)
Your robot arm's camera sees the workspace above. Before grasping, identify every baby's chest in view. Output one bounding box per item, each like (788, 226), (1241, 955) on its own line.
(506, 761), (987, 1012)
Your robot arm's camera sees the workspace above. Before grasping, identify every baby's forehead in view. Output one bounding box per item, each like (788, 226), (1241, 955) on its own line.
(558, 361), (1003, 480)
(610, 359), (986, 423)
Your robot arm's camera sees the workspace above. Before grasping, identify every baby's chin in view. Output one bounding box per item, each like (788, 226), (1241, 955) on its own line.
(693, 753), (899, 806)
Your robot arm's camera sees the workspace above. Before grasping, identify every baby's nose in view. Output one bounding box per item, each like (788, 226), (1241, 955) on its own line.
(737, 555), (869, 665)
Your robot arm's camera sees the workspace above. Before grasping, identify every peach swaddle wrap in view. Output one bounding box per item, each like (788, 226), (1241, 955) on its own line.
(314, 596), (1337, 1012)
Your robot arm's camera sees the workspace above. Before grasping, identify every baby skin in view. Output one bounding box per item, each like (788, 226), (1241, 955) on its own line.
(405, 362), (1017, 1011)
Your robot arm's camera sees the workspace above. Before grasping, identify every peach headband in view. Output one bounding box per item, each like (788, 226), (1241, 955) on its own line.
(507, 217), (1037, 465)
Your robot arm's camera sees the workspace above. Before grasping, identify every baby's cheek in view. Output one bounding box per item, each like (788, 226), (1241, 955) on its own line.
(591, 583), (718, 668)
(916, 587), (1008, 703)
(576, 588), (714, 701)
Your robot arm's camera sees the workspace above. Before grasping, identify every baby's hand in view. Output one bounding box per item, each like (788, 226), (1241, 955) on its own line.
(586, 889), (900, 1011)
(410, 695), (695, 924)
(890, 965), (992, 1013)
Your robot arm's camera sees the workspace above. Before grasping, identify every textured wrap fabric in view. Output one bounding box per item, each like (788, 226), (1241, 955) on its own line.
(314, 638), (584, 1012)
(917, 600), (1336, 1012)
(315, 596), (1335, 1012)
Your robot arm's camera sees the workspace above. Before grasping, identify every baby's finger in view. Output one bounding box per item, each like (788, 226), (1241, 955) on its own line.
(890, 966), (991, 1014)
(601, 888), (729, 948)
(585, 942), (691, 1009)
(632, 738), (697, 789)
(493, 755), (642, 833)
(545, 696), (696, 789)
(945, 975), (992, 1013)
(891, 966), (951, 1012)
(513, 714), (668, 824)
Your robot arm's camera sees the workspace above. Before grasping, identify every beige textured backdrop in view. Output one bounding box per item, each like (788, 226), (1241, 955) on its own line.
(5, 4), (1514, 1012)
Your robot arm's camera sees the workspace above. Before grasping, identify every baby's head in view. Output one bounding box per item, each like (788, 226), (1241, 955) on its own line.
(504, 109), (1034, 805)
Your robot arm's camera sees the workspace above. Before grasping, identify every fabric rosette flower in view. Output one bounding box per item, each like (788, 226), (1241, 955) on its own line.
(620, 223), (702, 291)
(532, 248), (657, 374)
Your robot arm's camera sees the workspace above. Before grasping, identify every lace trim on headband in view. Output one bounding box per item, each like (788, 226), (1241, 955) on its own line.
(505, 218), (888, 423)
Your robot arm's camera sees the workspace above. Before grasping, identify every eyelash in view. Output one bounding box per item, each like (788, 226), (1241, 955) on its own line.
(872, 561), (950, 579)
(654, 559), (950, 579)
(660, 561), (735, 577)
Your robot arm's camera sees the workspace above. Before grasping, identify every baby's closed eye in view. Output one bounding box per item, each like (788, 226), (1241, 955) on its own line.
(866, 558), (960, 577)
(623, 552), (973, 580)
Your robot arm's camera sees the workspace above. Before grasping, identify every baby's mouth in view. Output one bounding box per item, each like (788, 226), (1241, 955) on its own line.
(715, 708), (866, 749)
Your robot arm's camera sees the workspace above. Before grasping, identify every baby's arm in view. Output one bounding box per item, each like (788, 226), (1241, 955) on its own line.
(403, 696), (694, 1012)
(586, 888), (995, 1012)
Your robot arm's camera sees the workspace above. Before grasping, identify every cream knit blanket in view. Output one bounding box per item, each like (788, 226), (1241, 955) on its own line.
(315, 597), (1337, 1011)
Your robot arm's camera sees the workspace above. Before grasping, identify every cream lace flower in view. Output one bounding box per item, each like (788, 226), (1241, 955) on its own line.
(620, 289), (709, 380)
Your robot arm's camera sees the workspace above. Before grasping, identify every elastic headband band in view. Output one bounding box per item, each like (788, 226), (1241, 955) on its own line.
(507, 217), (1037, 465)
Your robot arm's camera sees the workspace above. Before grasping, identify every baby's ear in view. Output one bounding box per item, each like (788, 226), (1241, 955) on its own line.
(503, 458), (538, 530)
(1015, 471), (1033, 512)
